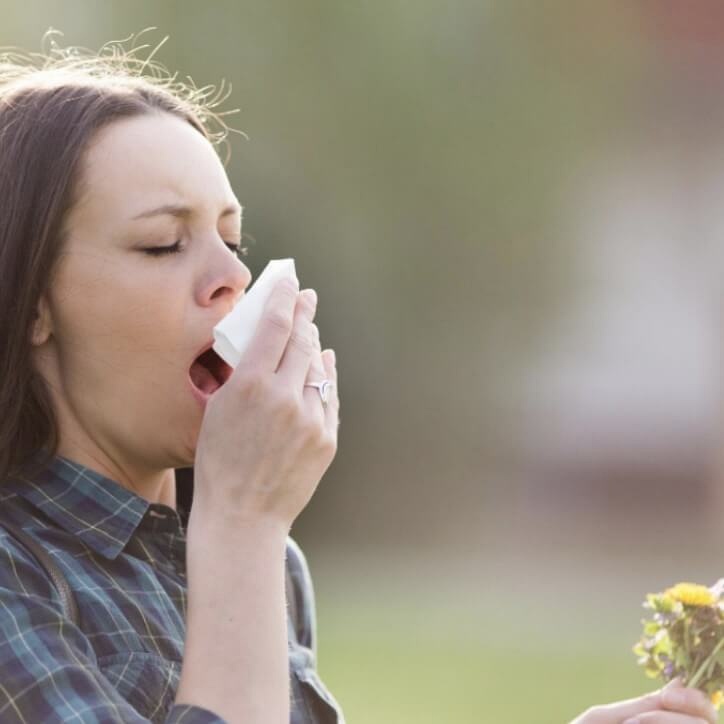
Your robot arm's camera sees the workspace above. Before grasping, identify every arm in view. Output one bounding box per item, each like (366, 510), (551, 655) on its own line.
(175, 280), (339, 723)
(175, 517), (290, 724)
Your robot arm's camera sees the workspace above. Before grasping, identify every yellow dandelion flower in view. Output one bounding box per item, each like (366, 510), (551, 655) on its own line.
(712, 690), (723, 710)
(666, 582), (716, 607)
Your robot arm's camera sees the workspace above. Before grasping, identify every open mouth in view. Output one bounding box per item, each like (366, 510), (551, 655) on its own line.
(189, 346), (234, 395)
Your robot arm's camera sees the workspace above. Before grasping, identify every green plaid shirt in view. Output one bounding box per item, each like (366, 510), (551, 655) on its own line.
(0, 455), (343, 723)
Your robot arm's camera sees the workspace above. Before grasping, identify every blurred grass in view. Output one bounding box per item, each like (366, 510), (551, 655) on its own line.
(316, 600), (647, 724)
(309, 544), (724, 724)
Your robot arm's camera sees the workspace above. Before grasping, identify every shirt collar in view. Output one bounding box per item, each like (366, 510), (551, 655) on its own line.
(7, 454), (153, 560)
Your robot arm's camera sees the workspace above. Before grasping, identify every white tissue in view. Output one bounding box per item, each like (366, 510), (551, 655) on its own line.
(212, 258), (298, 368)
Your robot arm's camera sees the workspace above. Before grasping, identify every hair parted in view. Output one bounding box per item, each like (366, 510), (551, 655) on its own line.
(0, 28), (245, 483)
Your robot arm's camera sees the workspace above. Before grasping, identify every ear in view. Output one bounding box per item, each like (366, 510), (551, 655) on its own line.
(30, 295), (53, 346)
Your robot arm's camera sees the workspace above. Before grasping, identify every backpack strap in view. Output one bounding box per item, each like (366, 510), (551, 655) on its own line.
(284, 536), (317, 655)
(0, 520), (79, 626)
(285, 556), (299, 635)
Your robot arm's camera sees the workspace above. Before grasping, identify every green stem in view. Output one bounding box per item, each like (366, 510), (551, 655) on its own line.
(689, 636), (724, 689)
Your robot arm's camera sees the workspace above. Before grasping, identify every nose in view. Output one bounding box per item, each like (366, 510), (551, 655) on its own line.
(201, 244), (252, 310)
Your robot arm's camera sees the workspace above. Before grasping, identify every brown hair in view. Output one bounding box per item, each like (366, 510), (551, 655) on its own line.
(0, 29), (243, 482)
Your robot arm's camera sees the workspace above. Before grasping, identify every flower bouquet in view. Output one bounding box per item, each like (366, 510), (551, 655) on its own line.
(633, 580), (724, 710)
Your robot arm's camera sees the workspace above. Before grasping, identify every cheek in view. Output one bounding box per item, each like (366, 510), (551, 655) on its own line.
(55, 255), (146, 336)
(51, 254), (182, 377)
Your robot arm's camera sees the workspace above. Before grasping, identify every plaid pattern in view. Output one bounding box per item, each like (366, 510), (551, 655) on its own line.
(0, 455), (343, 723)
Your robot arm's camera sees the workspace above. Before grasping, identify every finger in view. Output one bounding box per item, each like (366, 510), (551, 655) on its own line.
(624, 713), (709, 724)
(306, 323), (325, 379)
(302, 341), (327, 422)
(320, 348), (339, 438)
(590, 690), (663, 721)
(660, 685), (718, 724)
(573, 682), (685, 724)
(275, 289), (318, 385)
(321, 348), (338, 390)
(240, 277), (300, 373)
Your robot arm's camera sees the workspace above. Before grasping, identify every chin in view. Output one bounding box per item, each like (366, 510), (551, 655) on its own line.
(176, 424), (201, 467)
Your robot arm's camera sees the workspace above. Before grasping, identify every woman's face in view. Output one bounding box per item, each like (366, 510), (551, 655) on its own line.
(31, 112), (251, 478)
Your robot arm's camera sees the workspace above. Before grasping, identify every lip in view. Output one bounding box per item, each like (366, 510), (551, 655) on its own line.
(187, 339), (214, 407)
(188, 337), (234, 406)
(192, 339), (215, 363)
(188, 373), (213, 406)
(189, 295), (244, 370)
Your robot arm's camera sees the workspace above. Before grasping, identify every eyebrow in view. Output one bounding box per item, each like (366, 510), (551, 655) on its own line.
(132, 202), (242, 221)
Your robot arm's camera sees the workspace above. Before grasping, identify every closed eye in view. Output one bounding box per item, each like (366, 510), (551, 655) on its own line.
(143, 241), (248, 257)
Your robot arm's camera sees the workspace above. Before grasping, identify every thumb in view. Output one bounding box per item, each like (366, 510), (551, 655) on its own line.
(588, 683), (675, 722)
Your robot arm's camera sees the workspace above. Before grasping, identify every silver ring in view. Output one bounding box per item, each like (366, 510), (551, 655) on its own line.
(304, 379), (333, 407)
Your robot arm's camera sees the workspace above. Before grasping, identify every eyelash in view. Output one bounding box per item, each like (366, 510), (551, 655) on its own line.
(143, 241), (248, 258)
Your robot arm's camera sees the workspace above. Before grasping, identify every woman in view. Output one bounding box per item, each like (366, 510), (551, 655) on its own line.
(0, 33), (342, 723)
(0, 33), (716, 724)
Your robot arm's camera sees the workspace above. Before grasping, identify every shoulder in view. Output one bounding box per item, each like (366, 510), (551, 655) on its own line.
(0, 519), (71, 621)
(0, 491), (68, 599)
(0, 521), (50, 581)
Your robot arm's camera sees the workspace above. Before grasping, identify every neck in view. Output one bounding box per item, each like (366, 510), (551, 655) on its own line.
(55, 442), (177, 509)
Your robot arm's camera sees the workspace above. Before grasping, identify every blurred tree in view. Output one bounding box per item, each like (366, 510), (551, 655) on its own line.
(0, 1), (647, 549)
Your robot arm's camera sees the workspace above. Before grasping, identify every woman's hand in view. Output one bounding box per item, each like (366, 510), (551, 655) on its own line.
(192, 277), (340, 531)
(179, 279), (338, 722)
(571, 679), (718, 724)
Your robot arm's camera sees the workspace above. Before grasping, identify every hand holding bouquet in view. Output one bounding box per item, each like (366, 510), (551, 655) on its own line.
(633, 580), (724, 710)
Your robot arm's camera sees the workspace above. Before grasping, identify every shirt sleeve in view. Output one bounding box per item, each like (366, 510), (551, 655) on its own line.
(0, 532), (228, 724)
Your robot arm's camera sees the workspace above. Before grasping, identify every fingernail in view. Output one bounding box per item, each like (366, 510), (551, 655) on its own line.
(623, 719), (640, 724)
(329, 349), (336, 364)
(662, 688), (685, 708)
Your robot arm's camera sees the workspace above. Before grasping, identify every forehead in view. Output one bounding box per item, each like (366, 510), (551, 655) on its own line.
(70, 113), (238, 230)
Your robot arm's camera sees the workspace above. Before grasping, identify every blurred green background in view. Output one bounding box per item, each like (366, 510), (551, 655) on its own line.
(4, 2), (724, 722)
